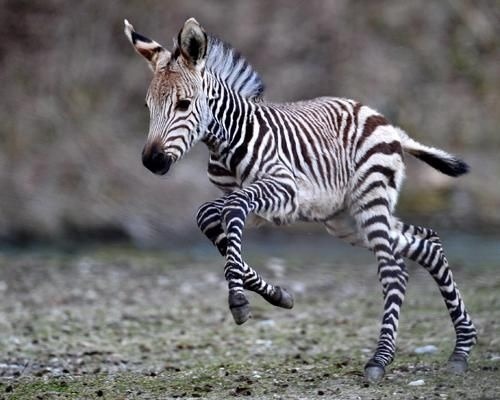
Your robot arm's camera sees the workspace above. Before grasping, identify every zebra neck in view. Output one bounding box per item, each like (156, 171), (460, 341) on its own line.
(203, 122), (229, 154)
(204, 79), (255, 157)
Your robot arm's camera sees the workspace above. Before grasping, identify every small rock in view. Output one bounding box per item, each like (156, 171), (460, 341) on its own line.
(290, 282), (306, 294)
(414, 345), (438, 354)
(408, 379), (425, 386)
(233, 386), (252, 396)
(157, 275), (170, 286)
(139, 343), (151, 353)
(255, 339), (272, 348)
(257, 319), (276, 329)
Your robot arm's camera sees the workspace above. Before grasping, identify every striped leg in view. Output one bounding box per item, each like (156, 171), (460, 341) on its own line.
(393, 222), (477, 373)
(196, 198), (293, 320)
(351, 198), (408, 382)
(221, 176), (298, 324)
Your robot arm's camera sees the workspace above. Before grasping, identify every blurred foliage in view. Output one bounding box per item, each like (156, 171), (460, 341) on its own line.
(0, 0), (499, 244)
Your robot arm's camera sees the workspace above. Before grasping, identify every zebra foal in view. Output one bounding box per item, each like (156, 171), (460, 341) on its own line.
(124, 17), (477, 382)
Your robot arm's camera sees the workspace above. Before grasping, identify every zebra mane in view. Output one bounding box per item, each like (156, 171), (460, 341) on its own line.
(174, 34), (265, 100)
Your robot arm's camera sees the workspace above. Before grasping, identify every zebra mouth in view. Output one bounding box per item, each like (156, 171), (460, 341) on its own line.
(155, 162), (171, 175)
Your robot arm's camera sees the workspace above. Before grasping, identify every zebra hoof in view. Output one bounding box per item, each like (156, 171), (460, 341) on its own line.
(263, 286), (294, 309)
(276, 287), (294, 309)
(447, 354), (468, 374)
(229, 293), (251, 325)
(364, 363), (385, 383)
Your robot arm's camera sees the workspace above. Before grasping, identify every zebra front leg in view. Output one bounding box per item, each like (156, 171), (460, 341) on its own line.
(395, 223), (477, 374)
(221, 193), (252, 324)
(221, 176), (298, 324)
(196, 199), (294, 313)
(242, 263), (294, 309)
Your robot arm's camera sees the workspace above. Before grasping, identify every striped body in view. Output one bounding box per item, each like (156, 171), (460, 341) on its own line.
(206, 97), (404, 231)
(125, 17), (477, 382)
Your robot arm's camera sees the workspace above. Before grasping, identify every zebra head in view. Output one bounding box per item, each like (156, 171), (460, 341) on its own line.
(125, 18), (210, 175)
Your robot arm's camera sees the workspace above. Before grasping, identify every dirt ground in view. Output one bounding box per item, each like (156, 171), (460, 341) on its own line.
(0, 234), (498, 399)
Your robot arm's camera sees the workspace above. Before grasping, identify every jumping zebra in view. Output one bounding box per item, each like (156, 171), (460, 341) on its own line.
(124, 17), (477, 382)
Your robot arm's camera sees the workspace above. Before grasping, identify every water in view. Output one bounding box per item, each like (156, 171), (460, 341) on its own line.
(1, 230), (499, 268)
(188, 229), (500, 267)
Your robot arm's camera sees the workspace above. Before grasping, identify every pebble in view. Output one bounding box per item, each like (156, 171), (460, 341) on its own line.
(255, 339), (273, 348)
(414, 345), (438, 354)
(257, 319), (276, 329)
(290, 282), (306, 294)
(252, 371), (262, 379)
(408, 379), (425, 386)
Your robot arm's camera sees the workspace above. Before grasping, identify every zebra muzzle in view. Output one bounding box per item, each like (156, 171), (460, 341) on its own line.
(142, 148), (172, 175)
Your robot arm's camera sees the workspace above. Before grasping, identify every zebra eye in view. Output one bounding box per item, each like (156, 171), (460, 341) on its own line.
(175, 99), (191, 112)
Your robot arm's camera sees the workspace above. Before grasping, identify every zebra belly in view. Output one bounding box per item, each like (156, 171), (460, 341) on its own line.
(324, 211), (365, 246)
(250, 179), (347, 225)
(295, 180), (347, 222)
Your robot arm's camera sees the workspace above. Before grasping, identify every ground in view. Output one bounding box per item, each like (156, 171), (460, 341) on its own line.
(0, 232), (499, 399)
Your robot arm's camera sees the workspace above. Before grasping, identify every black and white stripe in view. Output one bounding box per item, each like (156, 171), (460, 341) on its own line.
(126, 18), (476, 382)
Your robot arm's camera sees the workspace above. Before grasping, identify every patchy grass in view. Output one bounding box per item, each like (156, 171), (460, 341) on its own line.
(0, 238), (498, 399)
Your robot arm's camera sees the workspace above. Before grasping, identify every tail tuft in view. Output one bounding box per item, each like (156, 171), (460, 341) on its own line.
(410, 150), (469, 177)
(396, 128), (470, 178)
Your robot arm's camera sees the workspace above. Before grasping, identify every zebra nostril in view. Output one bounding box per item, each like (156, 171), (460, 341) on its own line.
(151, 151), (165, 164)
(142, 147), (171, 175)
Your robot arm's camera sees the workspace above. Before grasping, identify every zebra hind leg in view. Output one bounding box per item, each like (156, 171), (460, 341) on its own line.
(350, 199), (408, 382)
(196, 200), (293, 317)
(363, 248), (408, 382)
(394, 222), (477, 373)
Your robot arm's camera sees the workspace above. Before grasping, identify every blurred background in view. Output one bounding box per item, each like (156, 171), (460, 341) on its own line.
(0, 0), (499, 247)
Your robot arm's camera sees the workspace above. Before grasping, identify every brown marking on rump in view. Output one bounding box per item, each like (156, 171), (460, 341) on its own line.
(354, 140), (403, 170)
(358, 115), (389, 149)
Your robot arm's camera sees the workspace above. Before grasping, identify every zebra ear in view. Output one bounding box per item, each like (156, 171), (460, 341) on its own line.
(124, 19), (171, 71)
(178, 18), (207, 67)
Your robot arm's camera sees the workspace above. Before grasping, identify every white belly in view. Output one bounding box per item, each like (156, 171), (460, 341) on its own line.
(295, 179), (346, 222)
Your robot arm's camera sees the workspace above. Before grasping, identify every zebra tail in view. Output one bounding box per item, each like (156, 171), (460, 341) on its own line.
(396, 128), (469, 177)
